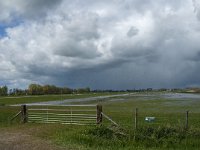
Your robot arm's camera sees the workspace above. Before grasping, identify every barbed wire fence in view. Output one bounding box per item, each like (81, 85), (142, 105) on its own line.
(101, 106), (200, 130)
(133, 108), (199, 130)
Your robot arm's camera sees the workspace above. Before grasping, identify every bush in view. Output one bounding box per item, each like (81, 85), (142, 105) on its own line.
(135, 126), (190, 148)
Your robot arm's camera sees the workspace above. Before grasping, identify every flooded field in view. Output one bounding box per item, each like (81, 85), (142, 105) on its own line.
(14, 92), (200, 107)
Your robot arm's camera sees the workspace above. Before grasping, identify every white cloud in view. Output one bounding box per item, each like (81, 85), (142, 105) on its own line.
(1, 0), (200, 89)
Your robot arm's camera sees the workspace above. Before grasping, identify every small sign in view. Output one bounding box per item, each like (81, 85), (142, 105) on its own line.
(145, 117), (155, 122)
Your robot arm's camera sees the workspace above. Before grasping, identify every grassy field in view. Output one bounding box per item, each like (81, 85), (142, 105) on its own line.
(1, 92), (200, 149)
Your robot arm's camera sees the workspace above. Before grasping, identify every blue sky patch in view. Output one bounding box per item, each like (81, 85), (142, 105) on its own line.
(0, 24), (8, 37)
(0, 19), (23, 38)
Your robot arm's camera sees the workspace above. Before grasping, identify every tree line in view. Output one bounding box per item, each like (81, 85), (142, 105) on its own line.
(0, 84), (91, 96)
(1, 84), (192, 96)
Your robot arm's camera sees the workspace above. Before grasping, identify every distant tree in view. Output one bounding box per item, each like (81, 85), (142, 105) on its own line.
(28, 84), (43, 95)
(28, 84), (73, 95)
(62, 87), (73, 94)
(77, 87), (91, 94)
(43, 85), (51, 94)
(0, 85), (8, 96)
(85, 87), (90, 93)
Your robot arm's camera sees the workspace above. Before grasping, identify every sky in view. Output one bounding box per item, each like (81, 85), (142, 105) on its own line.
(0, 0), (200, 90)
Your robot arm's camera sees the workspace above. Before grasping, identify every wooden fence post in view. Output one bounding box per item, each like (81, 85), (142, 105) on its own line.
(135, 108), (138, 130)
(97, 105), (102, 124)
(21, 105), (27, 123)
(185, 110), (189, 129)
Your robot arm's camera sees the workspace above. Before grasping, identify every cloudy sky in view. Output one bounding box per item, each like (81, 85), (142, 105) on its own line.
(0, 0), (200, 90)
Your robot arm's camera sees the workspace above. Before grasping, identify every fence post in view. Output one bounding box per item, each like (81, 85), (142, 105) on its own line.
(135, 108), (138, 130)
(97, 105), (102, 124)
(21, 105), (27, 123)
(185, 110), (189, 129)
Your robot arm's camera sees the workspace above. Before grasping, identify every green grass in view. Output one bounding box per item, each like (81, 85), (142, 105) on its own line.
(18, 123), (198, 150)
(1, 92), (200, 149)
(0, 106), (21, 127)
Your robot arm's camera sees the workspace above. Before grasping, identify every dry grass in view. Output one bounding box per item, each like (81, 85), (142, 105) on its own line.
(0, 125), (66, 150)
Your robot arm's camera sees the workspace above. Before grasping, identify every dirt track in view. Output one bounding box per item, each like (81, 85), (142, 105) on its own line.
(0, 128), (65, 150)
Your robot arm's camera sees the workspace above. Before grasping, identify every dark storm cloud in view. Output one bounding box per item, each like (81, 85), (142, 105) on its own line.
(54, 41), (102, 59)
(0, 0), (62, 22)
(22, 0), (63, 19)
(127, 26), (139, 37)
(193, 0), (200, 20)
(1, 0), (200, 89)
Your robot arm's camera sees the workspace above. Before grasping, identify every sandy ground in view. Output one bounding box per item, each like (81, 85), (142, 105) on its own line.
(0, 128), (66, 150)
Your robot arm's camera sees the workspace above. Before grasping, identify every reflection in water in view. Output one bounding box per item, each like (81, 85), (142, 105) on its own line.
(12, 93), (200, 106)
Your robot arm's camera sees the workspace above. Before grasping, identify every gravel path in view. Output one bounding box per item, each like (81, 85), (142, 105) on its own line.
(0, 128), (65, 150)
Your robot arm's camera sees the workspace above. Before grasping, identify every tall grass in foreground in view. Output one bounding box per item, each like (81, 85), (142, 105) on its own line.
(53, 125), (200, 150)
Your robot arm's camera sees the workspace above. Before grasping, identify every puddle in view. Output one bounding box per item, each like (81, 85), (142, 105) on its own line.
(162, 93), (200, 99)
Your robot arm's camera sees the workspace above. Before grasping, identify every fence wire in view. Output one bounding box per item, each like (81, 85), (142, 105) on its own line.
(102, 107), (200, 129)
